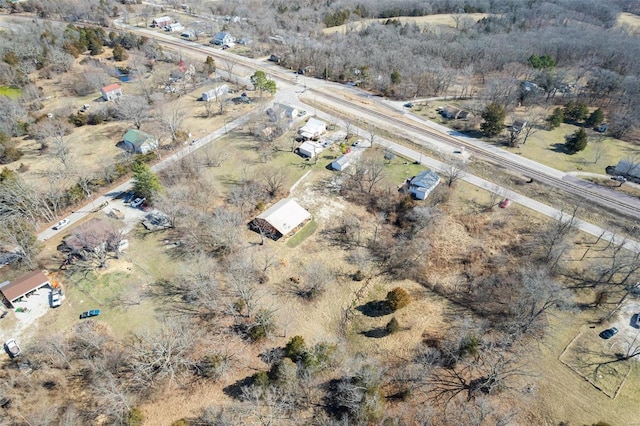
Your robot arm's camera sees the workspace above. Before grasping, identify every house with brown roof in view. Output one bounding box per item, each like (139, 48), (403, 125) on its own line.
(101, 83), (123, 101)
(0, 270), (50, 308)
(58, 218), (123, 258)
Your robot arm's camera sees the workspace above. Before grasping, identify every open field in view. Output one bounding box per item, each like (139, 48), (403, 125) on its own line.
(617, 12), (640, 28)
(322, 13), (489, 35)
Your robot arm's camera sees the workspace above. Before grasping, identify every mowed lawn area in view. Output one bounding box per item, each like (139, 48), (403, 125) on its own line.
(507, 123), (640, 174)
(0, 85), (22, 99)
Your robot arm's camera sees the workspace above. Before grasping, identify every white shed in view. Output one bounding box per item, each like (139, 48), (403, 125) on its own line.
(298, 141), (324, 158)
(250, 199), (311, 240)
(331, 154), (351, 171)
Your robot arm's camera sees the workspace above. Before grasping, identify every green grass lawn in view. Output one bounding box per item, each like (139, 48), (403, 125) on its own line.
(505, 123), (640, 174)
(286, 218), (318, 248)
(382, 154), (426, 186)
(0, 86), (22, 99)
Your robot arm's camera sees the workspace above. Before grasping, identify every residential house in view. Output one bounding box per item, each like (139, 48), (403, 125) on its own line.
(202, 85), (229, 102)
(614, 159), (640, 180)
(331, 154), (351, 171)
(152, 16), (173, 28)
(212, 31), (235, 45)
(58, 218), (123, 259)
(298, 141), (324, 158)
(267, 103), (298, 121)
(442, 105), (469, 120)
(101, 83), (122, 101)
(250, 199), (311, 240)
(166, 23), (184, 32)
(123, 129), (159, 154)
(408, 170), (441, 200)
(298, 117), (326, 140)
(0, 270), (50, 308)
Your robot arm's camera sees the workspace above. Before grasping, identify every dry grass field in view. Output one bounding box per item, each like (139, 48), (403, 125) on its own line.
(617, 12), (640, 29)
(322, 13), (489, 35)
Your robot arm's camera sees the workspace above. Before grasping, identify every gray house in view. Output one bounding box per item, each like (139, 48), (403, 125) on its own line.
(212, 31), (234, 45)
(614, 159), (640, 179)
(123, 129), (159, 154)
(331, 154), (351, 171)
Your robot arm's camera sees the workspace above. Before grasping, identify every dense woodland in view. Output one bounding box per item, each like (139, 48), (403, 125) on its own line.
(0, 0), (640, 425)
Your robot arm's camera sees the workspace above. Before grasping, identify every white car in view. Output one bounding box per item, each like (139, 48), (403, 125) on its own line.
(131, 197), (146, 208)
(53, 219), (70, 230)
(4, 339), (20, 358)
(51, 292), (61, 308)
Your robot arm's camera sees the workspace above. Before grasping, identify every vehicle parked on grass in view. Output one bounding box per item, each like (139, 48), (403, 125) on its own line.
(633, 313), (640, 328)
(499, 199), (511, 208)
(53, 218), (70, 230)
(79, 309), (100, 319)
(404, 102), (414, 108)
(599, 327), (619, 339)
(4, 339), (21, 358)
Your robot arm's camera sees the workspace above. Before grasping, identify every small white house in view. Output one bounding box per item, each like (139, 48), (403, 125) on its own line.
(152, 16), (173, 28)
(123, 129), (159, 154)
(408, 170), (440, 200)
(166, 23), (184, 32)
(101, 83), (122, 102)
(298, 141), (324, 158)
(298, 117), (326, 139)
(331, 154), (351, 171)
(202, 85), (228, 102)
(212, 31), (235, 45)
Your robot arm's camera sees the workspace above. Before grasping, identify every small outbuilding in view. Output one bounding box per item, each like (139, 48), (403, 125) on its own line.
(123, 129), (159, 154)
(331, 154), (351, 171)
(250, 199), (311, 240)
(0, 270), (51, 308)
(442, 105), (469, 120)
(298, 141), (324, 158)
(298, 117), (326, 139)
(408, 170), (441, 200)
(101, 83), (123, 101)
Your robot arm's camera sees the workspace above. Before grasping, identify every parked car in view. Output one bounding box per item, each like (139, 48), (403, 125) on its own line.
(612, 176), (627, 182)
(79, 309), (100, 319)
(53, 218), (70, 230)
(499, 199), (511, 209)
(404, 102), (414, 108)
(599, 327), (619, 339)
(298, 110), (307, 117)
(4, 339), (21, 358)
(123, 192), (135, 203)
(352, 139), (363, 147)
(130, 197), (145, 208)
(51, 292), (61, 308)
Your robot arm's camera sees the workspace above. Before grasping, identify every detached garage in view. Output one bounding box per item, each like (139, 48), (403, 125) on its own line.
(0, 270), (51, 308)
(250, 199), (311, 240)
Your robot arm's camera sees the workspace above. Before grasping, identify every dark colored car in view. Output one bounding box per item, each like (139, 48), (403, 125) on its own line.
(79, 309), (101, 319)
(599, 327), (619, 339)
(404, 102), (414, 108)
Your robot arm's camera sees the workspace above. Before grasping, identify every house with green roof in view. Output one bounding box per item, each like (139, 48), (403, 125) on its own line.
(123, 129), (158, 154)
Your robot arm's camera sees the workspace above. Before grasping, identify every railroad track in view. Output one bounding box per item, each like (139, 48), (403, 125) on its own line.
(312, 89), (640, 219)
(75, 20), (640, 220)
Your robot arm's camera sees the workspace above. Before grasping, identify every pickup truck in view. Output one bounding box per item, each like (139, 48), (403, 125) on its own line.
(4, 339), (21, 358)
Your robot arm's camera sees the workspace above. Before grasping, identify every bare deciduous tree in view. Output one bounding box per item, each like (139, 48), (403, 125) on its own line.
(442, 158), (467, 187)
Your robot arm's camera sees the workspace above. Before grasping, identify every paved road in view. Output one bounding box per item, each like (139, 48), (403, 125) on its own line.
(36, 113), (253, 242)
